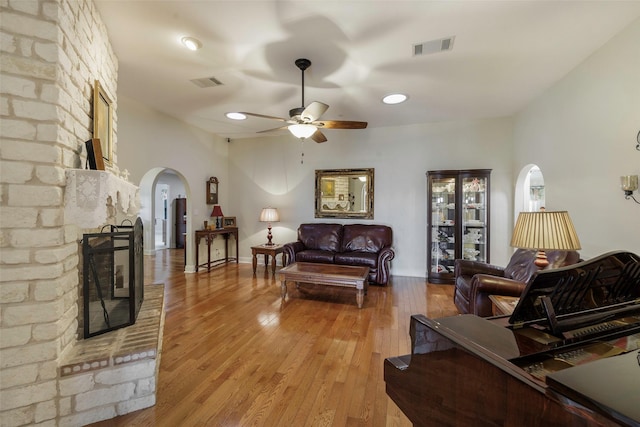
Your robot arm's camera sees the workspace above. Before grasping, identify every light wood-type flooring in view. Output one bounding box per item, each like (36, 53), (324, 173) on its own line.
(90, 249), (458, 426)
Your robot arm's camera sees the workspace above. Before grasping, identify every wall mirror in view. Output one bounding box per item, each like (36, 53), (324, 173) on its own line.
(315, 168), (374, 219)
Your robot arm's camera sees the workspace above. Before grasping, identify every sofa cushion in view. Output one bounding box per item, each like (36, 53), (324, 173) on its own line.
(295, 249), (336, 264)
(298, 223), (343, 252)
(341, 224), (392, 253)
(334, 251), (378, 269)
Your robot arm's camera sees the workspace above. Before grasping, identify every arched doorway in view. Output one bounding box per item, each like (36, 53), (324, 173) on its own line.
(514, 164), (545, 218)
(138, 167), (193, 272)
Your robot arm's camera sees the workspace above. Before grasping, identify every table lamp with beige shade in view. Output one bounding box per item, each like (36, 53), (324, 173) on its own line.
(259, 207), (280, 246)
(510, 209), (581, 268)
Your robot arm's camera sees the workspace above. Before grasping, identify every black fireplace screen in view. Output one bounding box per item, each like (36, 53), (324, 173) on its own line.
(82, 218), (143, 338)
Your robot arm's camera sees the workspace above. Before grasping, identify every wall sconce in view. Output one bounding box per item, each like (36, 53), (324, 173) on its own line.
(621, 175), (639, 204)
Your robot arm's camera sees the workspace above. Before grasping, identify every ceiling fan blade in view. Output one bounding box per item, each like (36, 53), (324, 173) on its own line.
(301, 101), (329, 122)
(257, 126), (288, 133)
(241, 112), (288, 122)
(315, 120), (368, 129)
(311, 129), (327, 143)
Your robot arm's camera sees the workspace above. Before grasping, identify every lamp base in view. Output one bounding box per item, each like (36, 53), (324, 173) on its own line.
(265, 225), (274, 246)
(215, 217), (222, 229)
(534, 250), (549, 268)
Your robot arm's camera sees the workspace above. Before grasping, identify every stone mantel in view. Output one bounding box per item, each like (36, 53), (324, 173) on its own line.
(64, 169), (139, 229)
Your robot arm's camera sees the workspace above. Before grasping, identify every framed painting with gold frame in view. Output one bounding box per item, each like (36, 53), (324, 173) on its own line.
(93, 80), (113, 166)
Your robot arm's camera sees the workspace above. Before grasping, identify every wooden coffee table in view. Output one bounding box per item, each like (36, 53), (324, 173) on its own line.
(278, 262), (370, 308)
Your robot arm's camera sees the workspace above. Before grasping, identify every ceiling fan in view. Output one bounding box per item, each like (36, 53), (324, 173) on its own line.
(239, 58), (367, 143)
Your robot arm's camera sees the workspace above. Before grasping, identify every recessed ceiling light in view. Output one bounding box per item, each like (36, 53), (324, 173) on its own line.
(226, 112), (247, 120)
(382, 94), (407, 105)
(181, 37), (202, 51)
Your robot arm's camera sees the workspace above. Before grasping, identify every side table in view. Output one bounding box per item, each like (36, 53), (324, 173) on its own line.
(251, 244), (287, 275)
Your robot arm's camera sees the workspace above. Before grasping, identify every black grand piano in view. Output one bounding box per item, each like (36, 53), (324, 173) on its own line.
(384, 251), (640, 426)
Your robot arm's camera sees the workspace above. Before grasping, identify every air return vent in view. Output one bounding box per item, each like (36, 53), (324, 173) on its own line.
(190, 76), (224, 88)
(413, 36), (455, 56)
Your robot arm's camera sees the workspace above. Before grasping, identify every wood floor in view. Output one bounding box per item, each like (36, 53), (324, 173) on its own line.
(90, 250), (458, 427)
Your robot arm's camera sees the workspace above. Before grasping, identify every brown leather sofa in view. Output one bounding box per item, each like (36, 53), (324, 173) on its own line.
(453, 248), (580, 316)
(283, 223), (395, 285)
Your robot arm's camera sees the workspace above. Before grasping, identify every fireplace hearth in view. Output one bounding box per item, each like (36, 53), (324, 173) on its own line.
(82, 218), (144, 338)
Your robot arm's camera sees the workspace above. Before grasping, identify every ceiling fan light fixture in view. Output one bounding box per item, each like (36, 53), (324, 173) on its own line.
(225, 112), (247, 120)
(382, 93), (407, 105)
(181, 36), (202, 51)
(288, 124), (317, 139)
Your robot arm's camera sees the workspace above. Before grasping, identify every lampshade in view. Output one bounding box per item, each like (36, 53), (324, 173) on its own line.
(259, 207), (280, 223)
(288, 124), (317, 139)
(211, 205), (224, 217)
(621, 175), (639, 192)
(511, 210), (581, 268)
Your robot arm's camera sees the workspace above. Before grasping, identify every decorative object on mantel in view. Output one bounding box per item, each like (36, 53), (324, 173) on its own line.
(259, 207), (280, 245)
(64, 170), (139, 229)
(211, 205), (224, 228)
(621, 175), (640, 204)
(85, 139), (105, 170)
(510, 208), (581, 268)
(93, 80), (113, 165)
(206, 177), (218, 204)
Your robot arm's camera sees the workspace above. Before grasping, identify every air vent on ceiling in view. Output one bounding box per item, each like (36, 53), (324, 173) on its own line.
(190, 76), (224, 88)
(413, 36), (455, 56)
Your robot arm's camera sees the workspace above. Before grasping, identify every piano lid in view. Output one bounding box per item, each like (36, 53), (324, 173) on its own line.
(509, 251), (640, 328)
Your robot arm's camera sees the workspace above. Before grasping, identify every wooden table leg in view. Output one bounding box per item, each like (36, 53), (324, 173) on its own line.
(251, 249), (257, 274)
(356, 289), (364, 309)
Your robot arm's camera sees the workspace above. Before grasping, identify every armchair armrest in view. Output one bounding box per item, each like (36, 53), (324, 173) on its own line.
(282, 241), (305, 265)
(469, 274), (526, 317)
(454, 259), (506, 278)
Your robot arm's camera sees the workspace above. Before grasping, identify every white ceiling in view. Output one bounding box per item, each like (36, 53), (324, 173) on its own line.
(95, 1), (640, 140)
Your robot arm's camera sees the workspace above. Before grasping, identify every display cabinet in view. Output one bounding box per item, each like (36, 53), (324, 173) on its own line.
(175, 197), (186, 249)
(427, 169), (491, 284)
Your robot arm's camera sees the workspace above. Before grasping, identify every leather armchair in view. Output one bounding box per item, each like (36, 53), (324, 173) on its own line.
(454, 249), (580, 317)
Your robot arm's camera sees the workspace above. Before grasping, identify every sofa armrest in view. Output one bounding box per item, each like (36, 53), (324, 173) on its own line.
(454, 259), (506, 278)
(283, 241), (305, 265)
(375, 246), (395, 285)
(469, 274), (526, 317)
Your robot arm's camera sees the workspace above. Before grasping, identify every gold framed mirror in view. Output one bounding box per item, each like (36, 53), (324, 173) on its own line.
(315, 168), (374, 219)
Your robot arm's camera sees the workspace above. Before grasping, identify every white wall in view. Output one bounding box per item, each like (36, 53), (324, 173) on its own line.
(116, 95), (229, 269)
(513, 18), (640, 259)
(226, 117), (514, 277)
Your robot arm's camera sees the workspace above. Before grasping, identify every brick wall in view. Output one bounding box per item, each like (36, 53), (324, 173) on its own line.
(0, 1), (156, 425)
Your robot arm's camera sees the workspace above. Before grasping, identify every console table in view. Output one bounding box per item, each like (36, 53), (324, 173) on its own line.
(195, 227), (238, 272)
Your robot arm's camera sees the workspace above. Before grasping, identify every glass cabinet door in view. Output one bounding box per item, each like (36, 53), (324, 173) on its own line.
(428, 169), (491, 284)
(429, 175), (457, 281)
(461, 175), (488, 263)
